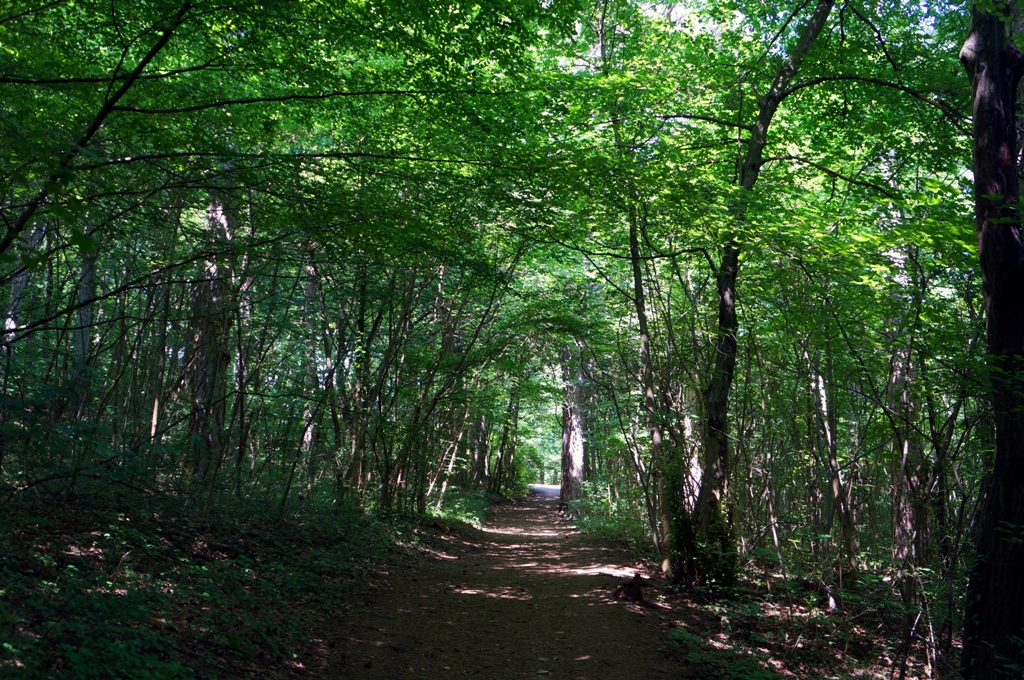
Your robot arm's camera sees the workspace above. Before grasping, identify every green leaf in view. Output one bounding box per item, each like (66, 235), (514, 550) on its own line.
(69, 229), (97, 257)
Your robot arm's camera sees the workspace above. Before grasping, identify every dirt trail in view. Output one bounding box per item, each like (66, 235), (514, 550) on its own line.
(321, 486), (692, 679)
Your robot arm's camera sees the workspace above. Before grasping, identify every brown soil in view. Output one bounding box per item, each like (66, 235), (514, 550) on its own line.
(318, 486), (694, 679)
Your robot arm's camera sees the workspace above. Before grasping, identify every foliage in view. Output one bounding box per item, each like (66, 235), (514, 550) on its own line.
(669, 625), (783, 680)
(0, 0), (991, 671)
(568, 481), (651, 554)
(430, 486), (501, 527)
(666, 570), (952, 679)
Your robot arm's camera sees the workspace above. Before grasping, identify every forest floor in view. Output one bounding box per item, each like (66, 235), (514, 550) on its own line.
(2, 485), (943, 679)
(317, 486), (944, 680)
(320, 486), (731, 680)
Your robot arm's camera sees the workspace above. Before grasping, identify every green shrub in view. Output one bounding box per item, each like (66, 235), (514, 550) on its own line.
(430, 485), (499, 526)
(568, 482), (651, 555)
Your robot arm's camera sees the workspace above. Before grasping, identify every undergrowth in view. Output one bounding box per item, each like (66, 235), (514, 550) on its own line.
(568, 485), (651, 555)
(664, 571), (955, 680)
(430, 486), (501, 527)
(669, 626), (782, 680)
(0, 491), (414, 679)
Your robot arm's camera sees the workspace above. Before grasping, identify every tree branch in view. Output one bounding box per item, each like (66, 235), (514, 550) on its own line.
(0, 59), (223, 85)
(658, 113), (753, 131)
(0, 0), (68, 25)
(0, 1), (192, 256)
(111, 88), (514, 115)
(778, 74), (969, 123)
(6, 231), (297, 344)
(760, 154), (899, 199)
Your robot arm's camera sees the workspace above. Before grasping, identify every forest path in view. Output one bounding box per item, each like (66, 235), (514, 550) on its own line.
(319, 486), (692, 679)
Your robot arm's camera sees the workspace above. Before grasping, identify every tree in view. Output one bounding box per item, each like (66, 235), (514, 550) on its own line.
(959, 0), (1024, 675)
(1, 2), (1005, 673)
(560, 341), (586, 509)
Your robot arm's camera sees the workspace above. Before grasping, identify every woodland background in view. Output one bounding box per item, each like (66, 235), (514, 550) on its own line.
(0, 0), (1016, 677)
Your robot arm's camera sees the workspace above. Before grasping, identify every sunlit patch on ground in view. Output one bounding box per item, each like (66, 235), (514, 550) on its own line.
(413, 545), (460, 560)
(481, 526), (563, 537)
(447, 584), (534, 600)
(64, 543), (104, 558)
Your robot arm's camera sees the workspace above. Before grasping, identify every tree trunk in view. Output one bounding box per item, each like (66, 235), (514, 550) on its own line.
(693, 0), (835, 586)
(472, 413), (489, 487)
(560, 343), (585, 510)
(491, 389), (520, 494)
(71, 248), (97, 418)
(960, 4), (1024, 676)
(187, 197), (235, 485)
(694, 237), (739, 546)
(344, 272), (377, 504)
(627, 218), (674, 573)
(815, 351), (857, 570)
(598, 0), (675, 573)
(149, 277), (170, 447)
(2, 224), (44, 363)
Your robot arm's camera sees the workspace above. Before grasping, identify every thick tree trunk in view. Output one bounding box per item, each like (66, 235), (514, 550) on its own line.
(695, 238), (738, 533)
(960, 5), (1024, 677)
(560, 343), (585, 509)
(187, 197), (235, 485)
